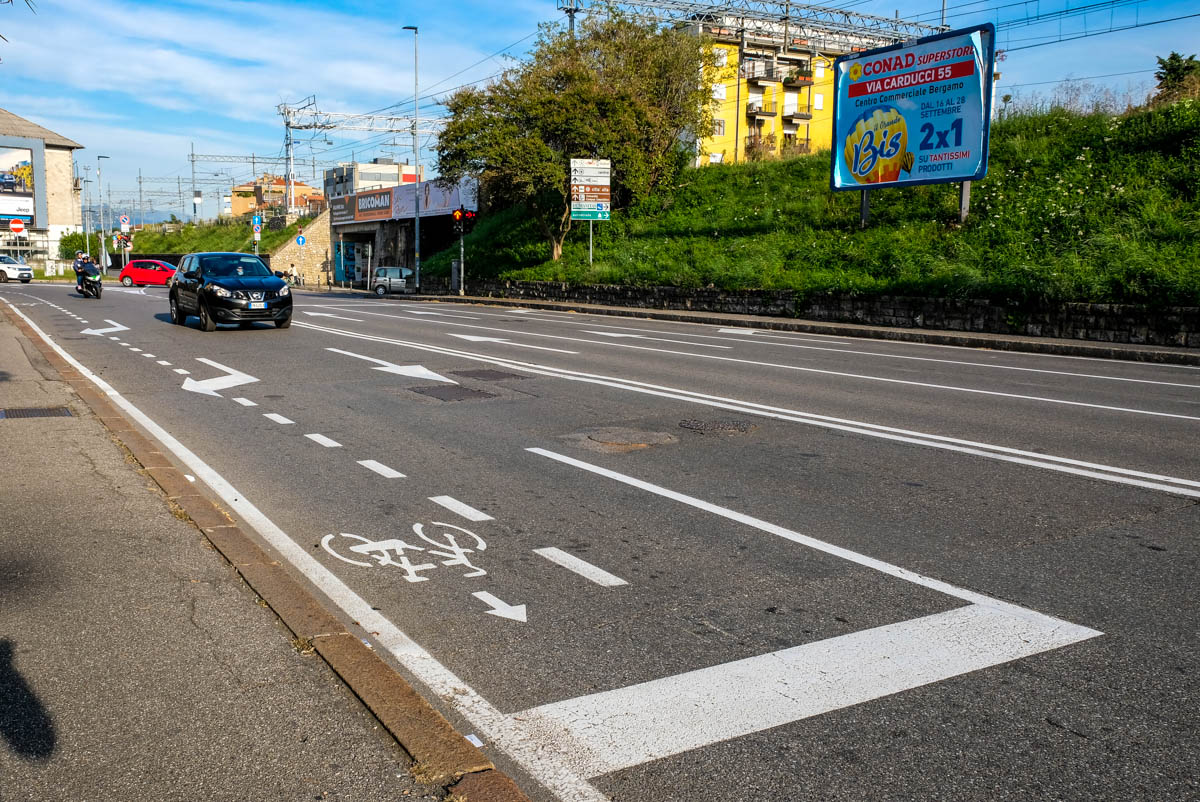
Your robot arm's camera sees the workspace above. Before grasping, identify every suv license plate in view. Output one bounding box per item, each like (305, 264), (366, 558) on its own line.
(248, 302), (267, 309)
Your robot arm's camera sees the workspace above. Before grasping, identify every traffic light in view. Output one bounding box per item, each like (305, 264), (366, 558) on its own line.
(452, 207), (465, 233)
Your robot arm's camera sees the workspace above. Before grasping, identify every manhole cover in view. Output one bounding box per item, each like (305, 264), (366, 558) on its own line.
(679, 419), (757, 435)
(410, 386), (497, 402)
(0, 407), (72, 419)
(450, 369), (527, 381)
(562, 427), (678, 454)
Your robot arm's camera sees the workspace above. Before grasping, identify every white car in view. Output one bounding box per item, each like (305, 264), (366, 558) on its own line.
(0, 255), (32, 283)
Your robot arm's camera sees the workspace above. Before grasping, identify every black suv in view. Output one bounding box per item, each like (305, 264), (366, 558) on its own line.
(169, 252), (292, 330)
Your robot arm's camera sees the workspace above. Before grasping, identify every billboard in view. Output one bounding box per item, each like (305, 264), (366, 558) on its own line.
(0, 147), (36, 220)
(354, 188), (394, 221)
(830, 24), (995, 191)
(392, 179), (476, 220)
(329, 195), (355, 225)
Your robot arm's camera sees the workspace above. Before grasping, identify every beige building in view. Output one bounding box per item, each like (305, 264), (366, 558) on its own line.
(230, 175), (324, 218)
(0, 107), (83, 265)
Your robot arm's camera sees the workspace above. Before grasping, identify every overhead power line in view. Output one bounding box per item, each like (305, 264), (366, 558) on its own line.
(1004, 11), (1200, 52)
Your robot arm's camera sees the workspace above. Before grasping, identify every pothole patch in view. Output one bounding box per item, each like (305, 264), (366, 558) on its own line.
(561, 426), (678, 453)
(679, 419), (757, 435)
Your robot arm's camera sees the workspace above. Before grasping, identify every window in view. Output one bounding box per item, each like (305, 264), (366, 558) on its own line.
(714, 49), (728, 67)
(815, 64), (825, 79)
(712, 83), (727, 100)
(714, 119), (726, 136)
(814, 93), (824, 111)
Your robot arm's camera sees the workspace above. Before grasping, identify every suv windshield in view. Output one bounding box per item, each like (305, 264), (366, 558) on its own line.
(199, 254), (272, 278)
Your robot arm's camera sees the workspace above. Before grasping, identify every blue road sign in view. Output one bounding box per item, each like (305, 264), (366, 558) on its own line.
(252, 215), (262, 226)
(296, 235), (307, 246)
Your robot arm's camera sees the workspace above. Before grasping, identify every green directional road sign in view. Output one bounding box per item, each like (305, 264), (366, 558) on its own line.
(572, 210), (610, 220)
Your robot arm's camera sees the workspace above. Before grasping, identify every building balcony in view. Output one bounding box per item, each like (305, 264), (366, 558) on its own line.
(782, 108), (813, 122)
(746, 100), (777, 117)
(782, 71), (814, 88)
(744, 65), (785, 86)
(781, 140), (811, 157)
(744, 135), (777, 161)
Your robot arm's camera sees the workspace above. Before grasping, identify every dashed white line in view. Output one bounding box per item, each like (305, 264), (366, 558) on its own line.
(232, 397), (257, 407)
(143, 353), (156, 358)
(129, 347), (142, 352)
(173, 368), (190, 375)
(358, 459), (405, 478)
(533, 547), (628, 587)
(264, 413), (294, 424)
(109, 336), (119, 340)
(157, 360), (171, 366)
(305, 433), (342, 447)
(119, 342), (130, 346)
(429, 495), (494, 522)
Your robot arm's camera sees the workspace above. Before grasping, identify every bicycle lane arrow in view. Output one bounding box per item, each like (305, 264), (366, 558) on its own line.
(80, 320), (129, 336)
(472, 591), (527, 622)
(181, 358), (259, 397)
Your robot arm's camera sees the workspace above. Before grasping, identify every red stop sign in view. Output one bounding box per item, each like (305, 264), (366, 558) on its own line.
(8, 219), (25, 234)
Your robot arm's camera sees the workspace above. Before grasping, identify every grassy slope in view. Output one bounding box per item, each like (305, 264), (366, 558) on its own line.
(130, 217), (313, 256)
(426, 103), (1200, 306)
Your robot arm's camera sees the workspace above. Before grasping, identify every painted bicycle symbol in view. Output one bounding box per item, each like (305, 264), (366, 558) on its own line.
(321, 522), (487, 583)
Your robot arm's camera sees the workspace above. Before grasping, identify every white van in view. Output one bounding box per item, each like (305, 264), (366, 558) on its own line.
(372, 266), (413, 296)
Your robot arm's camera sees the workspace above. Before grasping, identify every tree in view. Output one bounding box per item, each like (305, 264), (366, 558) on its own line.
(1154, 51), (1200, 102)
(436, 14), (715, 261)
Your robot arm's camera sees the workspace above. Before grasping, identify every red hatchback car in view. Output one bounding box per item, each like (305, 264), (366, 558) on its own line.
(118, 259), (175, 286)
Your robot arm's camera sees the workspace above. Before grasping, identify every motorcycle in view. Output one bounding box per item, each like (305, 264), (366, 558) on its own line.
(78, 265), (102, 299)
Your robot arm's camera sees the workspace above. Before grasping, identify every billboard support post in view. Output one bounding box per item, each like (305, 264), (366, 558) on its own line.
(860, 190), (870, 229)
(959, 181), (971, 222)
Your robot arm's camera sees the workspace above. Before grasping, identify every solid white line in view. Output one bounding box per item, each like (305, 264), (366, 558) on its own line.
(232, 397), (257, 407)
(358, 459), (405, 478)
(429, 495), (494, 522)
(533, 547), (628, 587)
(294, 322), (1200, 498)
(264, 413), (294, 424)
(1, 299), (605, 802)
(516, 605), (1098, 777)
(305, 433), (342, 447)
(310, 313), (1200, 414)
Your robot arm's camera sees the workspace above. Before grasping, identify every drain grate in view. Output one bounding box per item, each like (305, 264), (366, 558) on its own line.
(410, 385), (497, 402)
(449, 369), (527, 381)
(0, 407), (73, 420)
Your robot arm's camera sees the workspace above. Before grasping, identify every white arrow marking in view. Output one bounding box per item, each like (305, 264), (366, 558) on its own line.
(582, 330), (731, 349)
(302, 311), (363, 322)
(326, 347), (456, 383)
(472, 591), (527, 623)
(447, 334), (577, 354)
(181, 358), (259, 397)
(80, 319), (129, 336)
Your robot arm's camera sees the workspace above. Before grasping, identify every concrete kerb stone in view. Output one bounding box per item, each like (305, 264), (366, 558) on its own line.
(1, 303), (519, 800)
(450, 769), (533, 802)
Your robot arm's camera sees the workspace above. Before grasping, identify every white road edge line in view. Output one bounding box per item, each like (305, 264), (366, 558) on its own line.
(533, 547), (628, 587)
(293, 322), (1200, 498)
(305, 433), (342, 448)
(2, 298), (606, 802)
(428, 495), (494, 522)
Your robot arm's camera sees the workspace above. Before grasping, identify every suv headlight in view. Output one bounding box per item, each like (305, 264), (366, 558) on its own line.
(278, 285), (290, 297)
(211, 286), (231, 298)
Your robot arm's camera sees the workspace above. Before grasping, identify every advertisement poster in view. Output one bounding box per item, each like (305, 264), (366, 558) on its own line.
(354, 187), (394, 222)
(830, 24), (995, 191)
(392, 179), (476, 220)
(0, 147), (36, 219)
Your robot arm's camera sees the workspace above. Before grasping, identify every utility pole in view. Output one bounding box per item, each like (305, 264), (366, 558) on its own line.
(138, 169), (144, 228)
(97, 155), (109, 269)
(403, 25), (421, 291)
(285, 120), (295, 215)
(564, 0), (577, 36)
(81, 169), (91, 258)
(190, 142), (198, 222)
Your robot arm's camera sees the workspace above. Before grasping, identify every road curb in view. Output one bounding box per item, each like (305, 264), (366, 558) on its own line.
(1, 304), (531, 800)
(324, 288), (1200, 366)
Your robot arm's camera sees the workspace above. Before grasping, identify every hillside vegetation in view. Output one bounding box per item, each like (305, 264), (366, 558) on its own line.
(60, 217), (313, 260)
(427, 102), (1200, 306)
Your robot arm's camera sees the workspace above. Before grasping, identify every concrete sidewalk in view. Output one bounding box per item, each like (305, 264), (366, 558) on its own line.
(0, 314), (475, 800)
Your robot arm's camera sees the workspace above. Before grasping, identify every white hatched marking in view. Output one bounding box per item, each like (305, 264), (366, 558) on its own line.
(264, 413), (294, 424)
(305, 433), (342, 448)
(534, 547), (628, 587)
(429, 495), (493, 522)
(358, 459), (405, 478)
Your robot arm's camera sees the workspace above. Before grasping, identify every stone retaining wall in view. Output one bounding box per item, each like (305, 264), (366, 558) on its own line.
(434, 279), (1200, 347)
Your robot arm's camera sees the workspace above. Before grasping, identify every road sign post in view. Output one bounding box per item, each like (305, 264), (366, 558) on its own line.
(570, 159), (611, 265)
(252, 223), (262, 256)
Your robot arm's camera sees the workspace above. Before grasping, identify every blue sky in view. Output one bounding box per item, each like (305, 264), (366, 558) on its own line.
(2, 0), (1196, 218)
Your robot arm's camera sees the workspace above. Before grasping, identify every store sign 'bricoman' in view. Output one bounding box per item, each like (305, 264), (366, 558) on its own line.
(355, 188), (394, 221)
(830, 23), (995, 191)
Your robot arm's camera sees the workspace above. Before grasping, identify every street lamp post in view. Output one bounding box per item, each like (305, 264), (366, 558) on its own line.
(97, 155), (110, 270)
(403, 24), (420, 292)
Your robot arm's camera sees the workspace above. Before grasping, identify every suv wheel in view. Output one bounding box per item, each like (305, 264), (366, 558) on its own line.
(198, 300), (216, 331)
(375, 285), (387, 297)
(0, 270), (7, 283)
(169, 294), (185, 325)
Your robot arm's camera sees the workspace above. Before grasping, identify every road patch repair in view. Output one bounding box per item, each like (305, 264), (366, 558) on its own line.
(0, 300), (529, 801)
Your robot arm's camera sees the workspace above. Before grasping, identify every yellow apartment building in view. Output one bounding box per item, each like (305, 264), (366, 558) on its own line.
(690, 15), (930, 165)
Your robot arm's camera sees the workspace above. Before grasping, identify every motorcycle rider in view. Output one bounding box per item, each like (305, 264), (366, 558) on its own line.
(72, 251), (86, 292)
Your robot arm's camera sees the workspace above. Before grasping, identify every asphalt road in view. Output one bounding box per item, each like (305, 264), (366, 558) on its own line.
(3, 282), (1196, 802)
